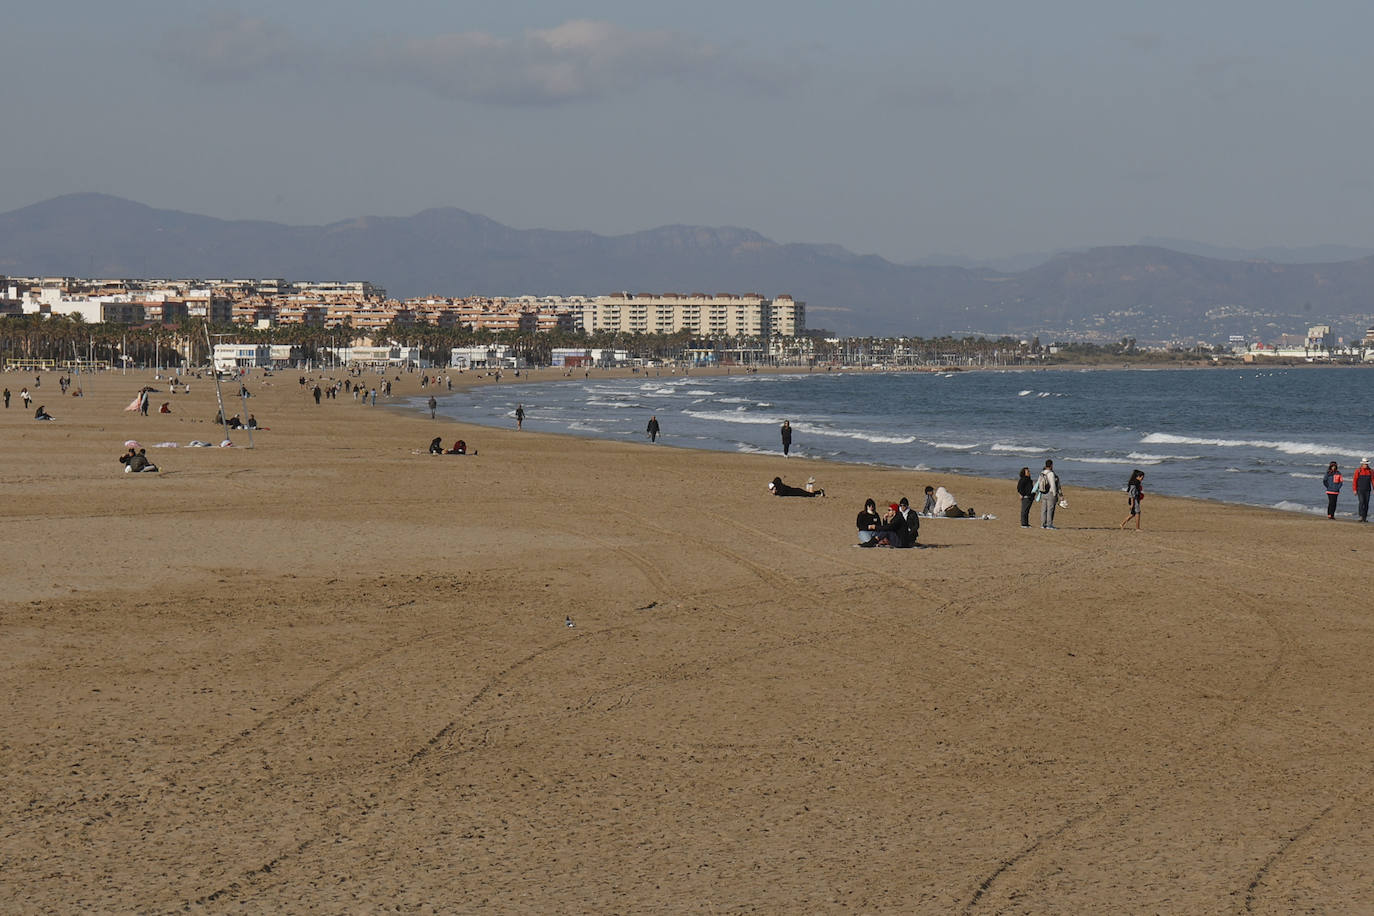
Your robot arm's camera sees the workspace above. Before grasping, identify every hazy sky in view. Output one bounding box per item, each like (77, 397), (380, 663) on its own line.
(5, 1), (1373, 262)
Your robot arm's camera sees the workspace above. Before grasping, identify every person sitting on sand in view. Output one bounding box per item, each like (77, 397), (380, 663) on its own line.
(892, 496), (920, 545)
(928, 485), (973, 518)
(159, 402), (171, 414)
(247, 415), (258, 429)
(227, 415), (243, 429)
(120, 448), (158, 473)
(856, 498), (883, 544)
(446, 439), (467, 455)
(34, 405), (53, 421)
(769, 476), (823, 497)
(428, 436), (445, 455)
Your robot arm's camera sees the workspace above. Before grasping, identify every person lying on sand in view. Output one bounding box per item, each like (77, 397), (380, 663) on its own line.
(769, 476), (823, 497)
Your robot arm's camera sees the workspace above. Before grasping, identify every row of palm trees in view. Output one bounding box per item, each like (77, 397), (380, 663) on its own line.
(2, 314), (1057, 369)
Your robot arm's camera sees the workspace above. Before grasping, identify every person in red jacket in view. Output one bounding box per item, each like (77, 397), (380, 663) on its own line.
(1354, 458), (1373, 523)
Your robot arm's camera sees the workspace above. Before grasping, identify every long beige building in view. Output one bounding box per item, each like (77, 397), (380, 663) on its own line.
(578, 293), (804, 338)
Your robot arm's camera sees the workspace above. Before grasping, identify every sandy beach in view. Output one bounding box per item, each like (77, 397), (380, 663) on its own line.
(3, 366), (1372, 912)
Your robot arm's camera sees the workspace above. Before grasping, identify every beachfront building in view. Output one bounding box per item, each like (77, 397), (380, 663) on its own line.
(212, 343), (272, 371)
(450, 345), (525, 370)
(576, 293), (805, 339)
(322, 344), (426, 368)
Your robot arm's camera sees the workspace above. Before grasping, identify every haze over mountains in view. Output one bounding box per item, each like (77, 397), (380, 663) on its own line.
(4, 194), (1374, 342)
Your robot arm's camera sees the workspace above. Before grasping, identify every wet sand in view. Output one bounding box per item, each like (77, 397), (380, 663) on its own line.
(3, 367), (1372, 912)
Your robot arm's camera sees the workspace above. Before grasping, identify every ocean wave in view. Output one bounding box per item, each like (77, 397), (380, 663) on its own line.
(683, 409), (778, 425)
(1126, 452), (1201, 461)
(567, 421), (605, 433)
(586, 398), (647, 410)
(1017, 390), (1033, 396)
(1272, 500), (1324, 514)
(1072, 456), (1149, 465)
(990, 442), (1044, 453)
(924, 440), (980, 450)
(1141, 432), (1366, 459)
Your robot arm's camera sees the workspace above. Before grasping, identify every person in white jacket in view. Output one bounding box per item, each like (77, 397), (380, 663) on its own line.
(1037, 460), (1062, 529)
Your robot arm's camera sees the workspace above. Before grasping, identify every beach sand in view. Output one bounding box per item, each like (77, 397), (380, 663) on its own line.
(3, 367), (1372, 912)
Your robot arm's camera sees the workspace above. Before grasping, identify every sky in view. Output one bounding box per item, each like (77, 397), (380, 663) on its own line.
(4, 1), (1374, 263)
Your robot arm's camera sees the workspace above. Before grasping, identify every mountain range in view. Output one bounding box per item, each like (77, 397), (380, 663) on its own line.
(3, 193), (1373, 342)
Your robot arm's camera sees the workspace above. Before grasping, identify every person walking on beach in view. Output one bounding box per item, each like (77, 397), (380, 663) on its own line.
(1120, 469), (1145, 530)
(515, 404), (525, 430)
(313, 385), (322, 404)
(3, 387), (9, 408)
(1037, 460), (1062, 529)
(646, 415), (660, 442)
(780, 420), (792, 456)
(1324, 461), (1344, 519)
(428, 395), (437, 419)
(1016, 467), (1035, 528)
(20, 387), (31, 409)
(1354, 458), (1373, 523)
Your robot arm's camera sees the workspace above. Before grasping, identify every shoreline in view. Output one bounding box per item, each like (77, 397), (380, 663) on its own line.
(402, 366), (1348, 519)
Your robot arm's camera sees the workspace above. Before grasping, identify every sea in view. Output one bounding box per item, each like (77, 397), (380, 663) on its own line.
(422, 367), (1374, 514)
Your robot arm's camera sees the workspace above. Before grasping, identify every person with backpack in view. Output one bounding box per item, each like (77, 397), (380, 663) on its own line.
(1037, 460), (1062, 529)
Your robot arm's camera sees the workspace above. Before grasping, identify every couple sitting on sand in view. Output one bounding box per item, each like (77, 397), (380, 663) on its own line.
(428, 437), (471, 455)
(857, 497), (919, 547)
(922, 485), (975, 518)
(119, 447), (159, 473)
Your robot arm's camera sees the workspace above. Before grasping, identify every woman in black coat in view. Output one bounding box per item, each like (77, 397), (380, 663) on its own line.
(1016, 467), (1035, 528)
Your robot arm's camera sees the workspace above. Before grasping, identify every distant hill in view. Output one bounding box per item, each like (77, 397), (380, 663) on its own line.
(3, 193), (1373, 341)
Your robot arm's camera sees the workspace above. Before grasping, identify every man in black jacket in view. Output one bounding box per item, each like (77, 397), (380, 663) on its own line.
(892, 497), (920, 547)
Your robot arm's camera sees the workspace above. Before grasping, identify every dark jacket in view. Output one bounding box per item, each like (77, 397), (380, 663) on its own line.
(891, 508), (920, 547)
(1324, 470), (1344, 494)
(1355, 466), (1373, 494)
(1017, 475), (1034, 498)
(856, 508), (881, 531)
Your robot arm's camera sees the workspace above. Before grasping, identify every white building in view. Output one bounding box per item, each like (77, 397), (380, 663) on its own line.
(213, 344), (272, 370)
(450, 345), (525, 369)
(322, 345), (425, 367)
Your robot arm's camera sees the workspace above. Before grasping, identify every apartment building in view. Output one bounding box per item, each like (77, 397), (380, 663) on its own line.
(577, 293), (804, 338)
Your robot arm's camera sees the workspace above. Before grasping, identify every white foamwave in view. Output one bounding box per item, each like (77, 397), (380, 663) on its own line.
(683, 410), (778, 425)
(990, 442), (1043, 453)
(925, 440), (980, 450)
(1127, 452), (1201, 461)
(1017, 390), (1033, 396)
(1073, 456), (1144, 465)
(1273, 500), (1324, 514)
(1141, 432), (1365, 459)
